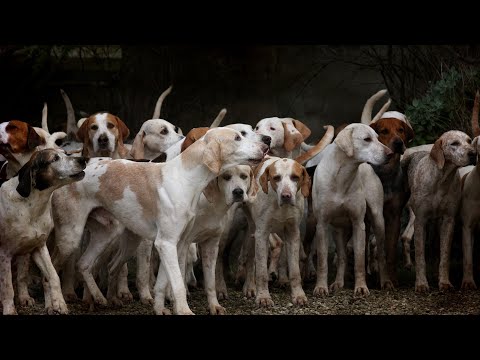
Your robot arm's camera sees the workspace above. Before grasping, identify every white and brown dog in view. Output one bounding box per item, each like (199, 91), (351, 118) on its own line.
(0, 149), (87, 315)
(50, 127), (268, 314)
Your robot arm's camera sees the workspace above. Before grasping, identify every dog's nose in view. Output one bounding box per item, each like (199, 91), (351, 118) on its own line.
(98, 134), (109, 146)
(281, 193), (292, 201)
(232, 188), (244, 198)
(77, 157), (88, 167)
(393, 138), (404, 154)
(262, 135), (271, 146)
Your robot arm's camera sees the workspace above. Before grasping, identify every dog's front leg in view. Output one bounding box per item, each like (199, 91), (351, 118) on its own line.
(284, 223), (307, 306)
(461, 221), (477, 290)
(330, 228), (346, 292)
(370, 207), (394, 290)
(31, 244), (68, 315)
(413, 215), (429, 292)
(136, 238), (155, 304)
(0, 253), (16, 315)
(254, 227), (274, 307)
(16, 254), (35, 306)
(438, 216), (455, 291)
(154, 233), (193, 315)
(313, 221), (329, 296)
(351, 219), (369, 296)
(200, 236), (226, 314)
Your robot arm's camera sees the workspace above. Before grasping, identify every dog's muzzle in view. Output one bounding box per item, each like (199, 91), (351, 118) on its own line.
(232, 188), (244, 201)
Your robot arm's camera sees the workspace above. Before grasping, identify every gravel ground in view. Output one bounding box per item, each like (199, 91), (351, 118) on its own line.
(15, 275), (480, 315)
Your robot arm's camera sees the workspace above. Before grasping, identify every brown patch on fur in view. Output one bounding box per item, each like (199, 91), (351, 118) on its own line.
(1, 120), (44, 156)
(181, 127), (209, 152)
(292, 119), (311, 140)
(259, 160), (279, 194)
(97, 161), (161, 220)
(370, 118), (414, 152)
(282, 122), (304, 152)
(430, 137), (445, 169)
(292, 161), (311, 197)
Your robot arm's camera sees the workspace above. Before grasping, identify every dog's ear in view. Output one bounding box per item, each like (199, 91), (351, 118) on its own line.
(299, 166), (311, 198)
(430, 137), (445, 169)
(27, 126), (44, 150)
(247, 167), (259, 200)
(283, 122), (304, 152)
(259, 164), (271, 194)
(130, 130), (145, 159)
(334, 127), (354, 157)
(472, 136), (479, 152)
(182, 128), (208, 152)
(202, 178), (220, 203)
(292, 119), (311, 141)
(115, 116), (130, 142)
(202, 139), (222, 174)
(404, 123), (415, 144)
(16, 154), (37, 197)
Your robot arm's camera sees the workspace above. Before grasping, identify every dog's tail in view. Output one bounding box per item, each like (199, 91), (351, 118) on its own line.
(472, 90), (480, 137)
(361, 89), (391, 124)
(210, 108), (227, 128)
(295, 125), (334, 165)
(152, 85), (173, 119)
(60, 89), (79, 140)
(41, 102), (49, 133)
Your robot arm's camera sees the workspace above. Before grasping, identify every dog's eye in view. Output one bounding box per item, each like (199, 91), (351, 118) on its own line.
(364, 137), (372, 142)
(291, 175), (300, 181)
(398, 128), (404, 133)
(380, 129), (388, 135)
(451, 141), (460, 146)
(161, 128), (169, 135)
(240, 174), (248, 180)
(52, 154), (60, 162)
(223, 174), (232, 181)
(174, 126), (179, 133)
(107, 123), (115, 129)
(467, 139), (472, 144)
(272, 175), (281, 182)
(270, 127), (276, 131)
(91, 125), (98, 131)
(255, 126), (259, 130)
(6, 124), (17, 131)
(241, 131), (247, 136)
(235, 135), (241, 141)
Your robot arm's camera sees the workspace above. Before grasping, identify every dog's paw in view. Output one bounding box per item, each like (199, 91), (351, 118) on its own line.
(256, 295), (274, 307)
(313, 285), (329, 297)
(381, 280), (395, 290)
(117, 290), (133, 302)
(139, 296), (154, 305)
(209, 305), (226, 315)
(3, 305), (18, 315)
(243, 283), (256, 298)
(438, 281), (454, 292)
(292, 294), (308, 306)
(94, 295), (109, 307)
(47, 299), (69, 315)
(354, 285), (370, 297)
(461, 278), (477, 290)
(63, 293), (79, 303)
(217, 290), (228, 301)
(18, 294), (36, 307)
(415, 282), (429, 293)
(108, 297), (124, 308)
(329, 281), (344, 293)
(154, 307), (172, 315)
(176, 308), (195, 315)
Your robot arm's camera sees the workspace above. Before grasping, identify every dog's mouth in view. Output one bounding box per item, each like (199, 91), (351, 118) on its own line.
(70, 171), (85, 180)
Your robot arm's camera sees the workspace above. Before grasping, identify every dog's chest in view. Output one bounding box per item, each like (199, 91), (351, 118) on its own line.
(3, 212), (52, 254)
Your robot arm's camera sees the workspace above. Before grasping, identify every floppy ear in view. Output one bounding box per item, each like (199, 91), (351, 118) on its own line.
(247, 167), (259, 200)
(182, 128), (209, 152)
(334, 127), (354, 157)
(202, 139), (222, 174)
(16, 158), (35, 197)
(404, 123), (415, 143)
(283, 122), (304, 152)
(76, 118), (91, 144)
(130, 130), (145, 159)
(115, 116), (130, 141)
(181, 134), (196, 153)
(299, 166), (311, 198)
(27, 126), (44, 150)
(292, 119), (311, 141)
(202, 178), (220, 203)
(259, 165), (271, 194)
(430, 137), (445, 169)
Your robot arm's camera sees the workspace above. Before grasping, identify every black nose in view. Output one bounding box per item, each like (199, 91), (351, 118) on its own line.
(262, 135), (271, 146)
(77, 157), (88, 167)
(232, 188), (244, 198)
(393, 139), (404, 154)
(469, 152), (477, 165)
(98, 134), (109, 146)
(281, 193), (291, 200)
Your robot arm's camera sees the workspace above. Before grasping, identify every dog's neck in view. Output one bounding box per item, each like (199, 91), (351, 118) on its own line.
(7, 178), (57, 219)
(425, 157), (460, 188)
(371, 153), (403, 192)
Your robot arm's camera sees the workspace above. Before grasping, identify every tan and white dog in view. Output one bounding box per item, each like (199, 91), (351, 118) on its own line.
(50, 127), (268, 314)
(0, 149), (87, 315)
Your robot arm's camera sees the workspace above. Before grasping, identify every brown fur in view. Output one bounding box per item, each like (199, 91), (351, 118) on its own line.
(181, 127), (209, 153)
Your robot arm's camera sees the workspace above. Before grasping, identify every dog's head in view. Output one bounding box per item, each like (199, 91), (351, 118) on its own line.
(430, 130), (476, 169)
(334, 123), (393, 166)
(369, 111), (414, 155)
(226, 123), (272, 146)
(254, 117), (310, 155)
(131, 119), (184, 159)
(199, 127), (269, 175)
(77, 112), (130, 158)
(0, 120), (45, 161)
(16, 149), (87, 198)
(203, 165), (258, 205)
(259, 158), (310, 206)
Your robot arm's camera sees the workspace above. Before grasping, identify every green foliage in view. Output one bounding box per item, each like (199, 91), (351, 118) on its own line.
(405, 67), (480, 145)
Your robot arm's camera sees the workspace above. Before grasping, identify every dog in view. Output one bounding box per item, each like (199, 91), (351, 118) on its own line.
(311, 123), (393, 296)
(0, 149), (87, 315)
(402, 130), (476, 292)
(50, 127), (268, 314)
